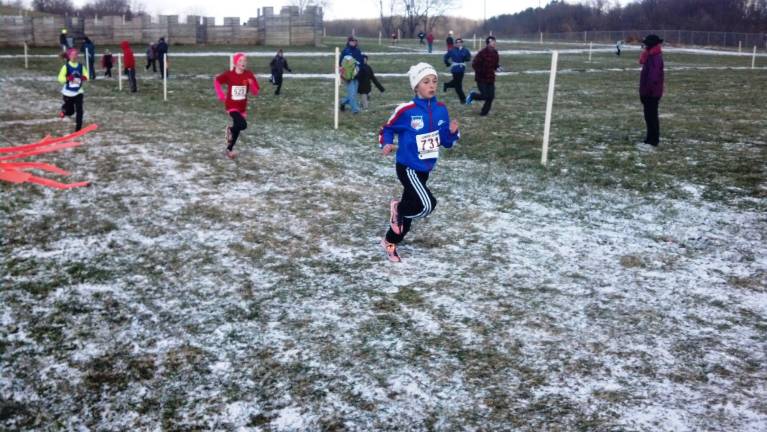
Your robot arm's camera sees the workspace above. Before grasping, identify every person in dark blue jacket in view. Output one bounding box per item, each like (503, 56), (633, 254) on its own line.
(378, 62), (460, 262)
(443, 38), (471, 104)
(339, 36), (364, 113)
(81, 36), (96, 80)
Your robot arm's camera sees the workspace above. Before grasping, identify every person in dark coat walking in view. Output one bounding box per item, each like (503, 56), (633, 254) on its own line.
(443, 38), (471, 104)
(81, 36), (96, 80)
(102, 49), (113, 77)
(357, 55), (385, 109)
(145, 43), (157, 72)
(466, 36), (500, 116)
(269, 49), (292, 95)
(639, 34), (664, 147)
(156, 37), (169, 77)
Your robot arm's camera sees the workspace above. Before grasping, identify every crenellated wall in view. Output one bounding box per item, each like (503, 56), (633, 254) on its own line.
(0, 7), (323, 47)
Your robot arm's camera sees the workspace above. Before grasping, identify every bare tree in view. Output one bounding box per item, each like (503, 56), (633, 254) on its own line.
(377, 0), (402, 38)
(402, 0), (457, 37)
(32, 0), (76, 15)
(79, 0), (133, 18)
(289, 0), (329, 13)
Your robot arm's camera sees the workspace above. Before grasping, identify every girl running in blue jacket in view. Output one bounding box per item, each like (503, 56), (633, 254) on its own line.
(378, 62), (460, 262)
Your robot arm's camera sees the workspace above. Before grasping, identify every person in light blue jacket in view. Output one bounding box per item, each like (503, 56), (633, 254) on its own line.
(378, 63), (460, 262)
(443, 38), (471, 104)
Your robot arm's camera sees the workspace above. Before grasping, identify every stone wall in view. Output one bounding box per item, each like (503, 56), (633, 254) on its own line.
(0, 7), (322, 47)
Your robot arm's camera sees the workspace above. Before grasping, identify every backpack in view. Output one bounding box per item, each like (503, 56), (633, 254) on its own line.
(340, 55), (359, 81)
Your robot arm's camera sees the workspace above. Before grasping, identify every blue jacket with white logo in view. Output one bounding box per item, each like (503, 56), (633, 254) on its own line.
(443, 47), (471, 73)
(340, 43), (364, 66)
(379, 96), (460, 172)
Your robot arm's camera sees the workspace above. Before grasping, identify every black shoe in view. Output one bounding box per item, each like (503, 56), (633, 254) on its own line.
(340, 103), (346, 112)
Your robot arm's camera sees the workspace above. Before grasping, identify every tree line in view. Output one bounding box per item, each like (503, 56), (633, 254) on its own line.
(18, 0), (142, 18)
(485, 0), (767, 35)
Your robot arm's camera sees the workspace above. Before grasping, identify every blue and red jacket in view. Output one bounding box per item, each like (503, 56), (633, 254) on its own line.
(379, 96), (460, 172)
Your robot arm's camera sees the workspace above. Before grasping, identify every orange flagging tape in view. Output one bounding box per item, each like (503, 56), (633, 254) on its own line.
(0, 124), (98, 189)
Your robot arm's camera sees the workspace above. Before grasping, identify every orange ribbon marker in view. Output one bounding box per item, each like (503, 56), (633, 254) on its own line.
(0, 124), (97, 190)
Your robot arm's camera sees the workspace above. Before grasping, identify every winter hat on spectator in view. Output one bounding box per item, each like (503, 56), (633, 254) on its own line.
(642, 34), (663, 48)
(232, 52), (246, 67)
(408, 62), (438, 90)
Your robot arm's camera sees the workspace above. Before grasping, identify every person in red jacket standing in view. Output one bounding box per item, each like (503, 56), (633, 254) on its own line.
(120, 40), (137, 93)
(466, 36), (500, 116)
(214, 52), (259, 159)
(639, 34), (664, 147)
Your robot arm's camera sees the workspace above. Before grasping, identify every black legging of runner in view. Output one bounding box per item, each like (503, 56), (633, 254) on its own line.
(229, 111), (247, 151)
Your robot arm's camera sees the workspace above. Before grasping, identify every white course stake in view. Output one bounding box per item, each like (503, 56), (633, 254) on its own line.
(379, 31), (382, 45)
(588, 41), (593, 62)
(118, 54), (122, 91)
(334, 47), (340, 130)
(541, 51), (559, 166)
(163, 53), (168, 101)
(540, 32), (543, 44)
(738, 41), (742, 53)
(473, 33), (477, 50)
(24, 42), (28, 69)
(753, 45), (757, 69)
(229, 54), (233, 70)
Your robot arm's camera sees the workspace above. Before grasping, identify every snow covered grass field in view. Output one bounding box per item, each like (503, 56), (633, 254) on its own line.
(1, 42), (766, 430)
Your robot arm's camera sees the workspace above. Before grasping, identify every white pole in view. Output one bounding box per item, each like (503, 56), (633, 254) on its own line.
(584, 31), (587, 43)
(397, 28), (401, 41)
(473, 33), (477, 50)
(379, 31), (382, 46)
(229, 54), (233, 70)
(163, 53), (168, 101)
(752, 45), (757, 69)
(352, 28), (355, 37)
(118, 54), (122, 91)
(323, 27), (326, 37)
(541, 51), (559, 166)
(24, 42), (28, 69)
(588, 41), (593, 62)
(334, 47), (339, 130)
(738, 40), (742, 53)
(540, 32), (543, 44)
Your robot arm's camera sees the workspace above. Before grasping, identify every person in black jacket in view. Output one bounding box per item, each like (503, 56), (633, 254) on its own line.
(269, 49), (292, 95)
(357, 55), (385, 109)
(156, 37), (169, 77)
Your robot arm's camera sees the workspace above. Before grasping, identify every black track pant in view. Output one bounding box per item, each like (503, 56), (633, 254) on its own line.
(228, 111), (247, 151)
(641, 96), (660, 145)
(126, 67), (137, 92)
(273, 74), (283, 95)
(386, 163), (437, 244)
(61, 93), (84, 132)
(444, 71), (466, 104)
(473, 82), (495, 116)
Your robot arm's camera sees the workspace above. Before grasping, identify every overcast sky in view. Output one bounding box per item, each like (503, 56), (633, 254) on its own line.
(56, 0), (562, 23)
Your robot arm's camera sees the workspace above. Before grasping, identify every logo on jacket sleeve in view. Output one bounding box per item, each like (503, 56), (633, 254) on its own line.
(410, 115), (424, 130)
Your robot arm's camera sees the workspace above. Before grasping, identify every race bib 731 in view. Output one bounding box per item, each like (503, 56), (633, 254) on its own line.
(416, 130), (440, 160)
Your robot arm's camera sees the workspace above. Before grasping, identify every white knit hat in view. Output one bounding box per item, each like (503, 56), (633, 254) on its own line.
(408, 62), (438, 90)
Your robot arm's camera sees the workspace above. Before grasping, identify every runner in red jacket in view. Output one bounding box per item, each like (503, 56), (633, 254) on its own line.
(214, 52), (260, 159)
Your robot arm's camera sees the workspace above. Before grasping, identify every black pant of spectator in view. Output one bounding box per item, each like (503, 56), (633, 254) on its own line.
(126, 68), (137, 92)
(641, 96), (660, 145)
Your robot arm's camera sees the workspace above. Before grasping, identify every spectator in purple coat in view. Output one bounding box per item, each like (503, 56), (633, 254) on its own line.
(639, 34), (664, 147)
